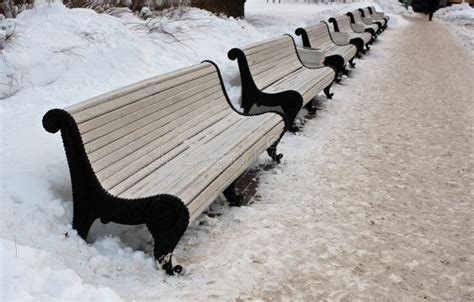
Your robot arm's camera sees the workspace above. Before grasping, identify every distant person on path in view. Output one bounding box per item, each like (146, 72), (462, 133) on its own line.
(427, 0), (439, 21)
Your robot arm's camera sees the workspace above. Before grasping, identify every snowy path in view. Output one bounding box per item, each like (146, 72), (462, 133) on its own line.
(159, 15), (474, 300)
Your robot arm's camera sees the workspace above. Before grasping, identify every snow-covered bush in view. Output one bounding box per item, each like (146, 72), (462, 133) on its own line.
(0, 16), (20, 99)
(0, 0), (34, 18)
(374, 0), (413, 15)
(63, 0), (186, 13)
(435, 3), (474, 53)
(0, 14), (16, 49)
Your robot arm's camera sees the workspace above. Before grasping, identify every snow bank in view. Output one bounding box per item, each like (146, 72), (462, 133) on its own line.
(0, 239), (121, 301)
(374, 0), (414, 15)
(1, 0), (408, 300)
(435, 3), (474, 54)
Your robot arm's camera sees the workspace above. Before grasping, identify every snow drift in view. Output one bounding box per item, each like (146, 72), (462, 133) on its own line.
(435, 3), (474, 53)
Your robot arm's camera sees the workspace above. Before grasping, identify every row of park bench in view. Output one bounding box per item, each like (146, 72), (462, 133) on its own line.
(42, 6), (388, 275)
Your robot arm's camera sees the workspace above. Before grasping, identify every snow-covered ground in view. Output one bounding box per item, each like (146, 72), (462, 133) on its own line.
(3, 0), (471, 300)
(435, 3), (474, 54)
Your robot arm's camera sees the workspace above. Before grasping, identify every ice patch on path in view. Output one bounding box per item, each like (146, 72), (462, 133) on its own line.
(435, 3), (474, 54)
(0, 239), (121, 301)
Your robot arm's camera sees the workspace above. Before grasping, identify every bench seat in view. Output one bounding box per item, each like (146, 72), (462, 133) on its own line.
(322, 42), (357, 64)
(359, 7), (387, 30)
(369, 6), (390, 24)
(347, 10), (381, 37)
(43, 61), (287, 274)
(116, 112), (284, 221)
(262, 66), (335, 104)
(228, 35), (336, 126)
(296, 22), (358, 76)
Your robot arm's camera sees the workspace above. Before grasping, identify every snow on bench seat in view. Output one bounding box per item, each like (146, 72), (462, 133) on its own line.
(228, 35), (336, 127)
(42, 61), (287, 275)
(295, 22), (358, 75)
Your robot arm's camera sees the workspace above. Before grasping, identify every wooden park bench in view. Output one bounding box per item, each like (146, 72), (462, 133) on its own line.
(328, 15), (373, 53)
(347, 10), (381, 38)
(295, 22), (358, 78)
(359, 7), (387, 31)
(368, 6), (390, 25)
(42, 61), (289, 275)
(228, 35), (337, 125)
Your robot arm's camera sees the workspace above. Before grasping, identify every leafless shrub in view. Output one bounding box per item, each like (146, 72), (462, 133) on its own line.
(51, 45), (85, 59)
(1, 19), (17, 51)
(79, 30), (107, 44)
(0, 71), (23, 99)
(1, 0), (34, 18)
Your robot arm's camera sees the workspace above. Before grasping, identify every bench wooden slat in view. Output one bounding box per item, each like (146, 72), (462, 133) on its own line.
(187, 123), (284, 221)
(92, 99), (229, 178)
(246, 45), (295, 68)
(241, 36), (291, 55)
(252, 58), (302, 90)
(125, 114), (283, 203)
(349, 10), (379, 33)
(122, 114), (263, 197)
(264, 67), (334, 103)
(83, 86), (223, 156)
(101, 102), (234, 193)
(333, 15), (352, 32)
(70, 64), (216, 124)
(78, 72), (219, 136)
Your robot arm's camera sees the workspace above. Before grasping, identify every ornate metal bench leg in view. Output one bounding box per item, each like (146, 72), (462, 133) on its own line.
(267, 141), (283, 163)
(342, 66), (350, 76)
(349, 58), (356, 68)
(146, 195), (189, 275)
(305, 103), (318, 115)
(279, 91), (303, 131)
(72, 194), (100, 240)
(224, 181), (244, 207)
(72, 210), (97, 240)
(366, 44), (371, 51)
(324, 84), (334, 100)
(158, 253), (182, 275)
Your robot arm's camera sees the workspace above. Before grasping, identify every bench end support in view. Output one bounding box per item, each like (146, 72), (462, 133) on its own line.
(146, 195), (189, 275)
(224, 182), (245, 207)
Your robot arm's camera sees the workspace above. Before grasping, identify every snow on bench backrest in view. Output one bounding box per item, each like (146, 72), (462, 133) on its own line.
(240, 35), (302, 90)
(64, 62), (233, 193)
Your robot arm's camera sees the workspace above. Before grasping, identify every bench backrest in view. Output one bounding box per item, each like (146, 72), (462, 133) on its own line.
(301, 23), (332, 48)
(331, 15), (352, 32)
(369, 6), (382, 16)
(359, 7), (371, 18)
(348, 10), (363, 24)
(64, 62), (234, 196)
(239, 35), (302, 90)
